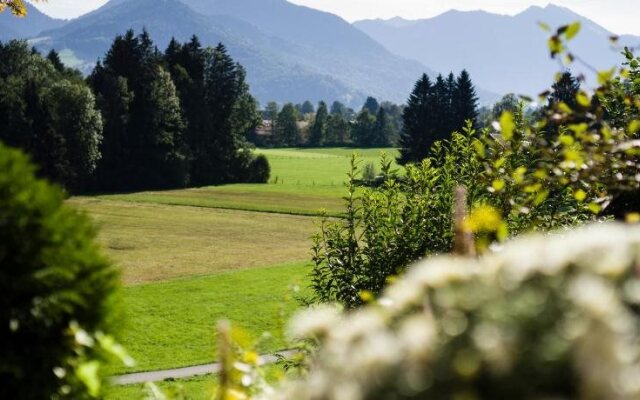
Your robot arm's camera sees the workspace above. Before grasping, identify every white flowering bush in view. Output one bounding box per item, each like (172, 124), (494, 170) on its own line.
(267, 223), (640, 400)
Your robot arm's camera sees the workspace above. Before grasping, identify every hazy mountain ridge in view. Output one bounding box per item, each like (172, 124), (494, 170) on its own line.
(18, 0), (446, 106)
(355, 5), (640, 96)
(31, 0), (368, 105)
(0, 3), (65, 39)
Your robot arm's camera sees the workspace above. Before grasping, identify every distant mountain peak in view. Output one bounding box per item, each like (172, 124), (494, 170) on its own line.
(384, 16), (417, 28)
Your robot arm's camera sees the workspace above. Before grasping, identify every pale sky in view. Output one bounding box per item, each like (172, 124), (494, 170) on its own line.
(29, 0), (640, 36)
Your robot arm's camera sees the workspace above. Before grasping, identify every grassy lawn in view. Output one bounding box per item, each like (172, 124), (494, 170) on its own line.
(69, 198), (317, 284)
(95, 148), (400, 216)
(105, 375), (215, 400)
(106, 262), (310, 375)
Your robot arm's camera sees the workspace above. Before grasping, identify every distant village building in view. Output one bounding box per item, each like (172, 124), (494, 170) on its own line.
(256, 120), (273, 136)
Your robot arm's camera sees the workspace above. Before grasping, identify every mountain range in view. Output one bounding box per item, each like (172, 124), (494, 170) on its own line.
(354, 5), (640, 97)
(26, 0), (438, 106)
(3, 1), (638, 105)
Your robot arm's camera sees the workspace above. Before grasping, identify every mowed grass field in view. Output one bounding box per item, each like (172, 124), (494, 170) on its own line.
(69, 198), (316, 284)
(70, 148), (397, 397)
(96, 148), (399, 216)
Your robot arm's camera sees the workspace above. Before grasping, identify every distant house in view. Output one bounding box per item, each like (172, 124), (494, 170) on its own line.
(256, 120), (273, 136)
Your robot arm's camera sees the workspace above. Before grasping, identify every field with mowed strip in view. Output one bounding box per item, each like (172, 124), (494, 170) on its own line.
(93, 148), (399, 216)
(72, 148), (398, 397)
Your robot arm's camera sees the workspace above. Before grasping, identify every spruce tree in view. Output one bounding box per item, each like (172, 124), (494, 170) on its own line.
(309, 101), (328, 147)
(373, 107), (394, 147)
(195, 42), (241, 185)
(452, 69), (479, 128)
(432, 74), (450, 143)
(330, 100), (347, 117)
(326, 113), (351, 145)
(141, 66), (187, 188)
(398, 74), (433, 165)
(300, 100), (315, 115)
(548, 71), (580, 109)
(88, 64), (133, 191)
(363, 96), (380, 115)
(46, 49), (64, 72)
(90, 30), (188, 191)
(353, 108), (376, 147)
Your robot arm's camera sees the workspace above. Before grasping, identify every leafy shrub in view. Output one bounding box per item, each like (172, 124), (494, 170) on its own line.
(311, 119), (593, 308)
(0, 143), (121, 398)
(311, 32), (640, 307)
(247, 154), (271, 183)
(277, 223), (640, 400)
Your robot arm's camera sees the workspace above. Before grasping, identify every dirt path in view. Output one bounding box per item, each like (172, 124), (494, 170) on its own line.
(111, 351), (294, 385)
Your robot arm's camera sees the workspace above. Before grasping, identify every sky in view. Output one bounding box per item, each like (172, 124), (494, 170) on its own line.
(29, 0), (640, 36)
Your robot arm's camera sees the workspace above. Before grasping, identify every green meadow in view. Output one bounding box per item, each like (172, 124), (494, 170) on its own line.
(71, 148), (398, 397)
(95, 148), (399, 216)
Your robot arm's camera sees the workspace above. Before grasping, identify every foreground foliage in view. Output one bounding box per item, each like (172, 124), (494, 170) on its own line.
(274, 223), (640, 399)
(0, 144), (122, 398)
(311, 30), (640, 307)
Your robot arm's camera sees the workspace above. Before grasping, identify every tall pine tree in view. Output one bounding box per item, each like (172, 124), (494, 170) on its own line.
(309, 101), (328, 147)
(373, 107), (393, 147)
(452, 69), (479, 128)
(90, 30), (188, 191)
(398, 74), (433, 164)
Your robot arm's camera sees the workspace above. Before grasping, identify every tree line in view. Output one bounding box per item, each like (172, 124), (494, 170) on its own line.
(0, 31), (270, 194)
(251, 96), (403, 148)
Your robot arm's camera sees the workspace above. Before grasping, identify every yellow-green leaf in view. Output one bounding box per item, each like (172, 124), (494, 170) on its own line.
(628, 120), (640, 134)
(76, 361), (101, 397)
(576, 91), (590, 107)
(500, 111), (515, 140)
(565, 22), (581, 40)
(360, 290), (375, 303)
(548, 36), (563, 57)
(588, 203), (602, 214)
(557, 102), (573, 114)
(538, 21), (551, 32)
(559, 135), (575, 146)
(497, 222), (509, 241)
(534, 190), (550, 206)
(492, 179), (506, 192)
(574, 189), (587, 202)
(597, 68), (616, 85)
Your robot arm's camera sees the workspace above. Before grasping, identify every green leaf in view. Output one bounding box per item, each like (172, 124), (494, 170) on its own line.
(533, 190), (550, 206)
(76, 361), (101, 397)
(565, 22), (581, 40)
(559, 135), (575, 146)
(628, 120), (640, 134)
(574, 189), (587, 202)
(500, 111), (515, 141)
(597, 68), (616, 85)
(492, 179), (506, 192)
(588, 203), (602, 214)
(576, 91), (590, 107)
(548, 36), (563, 57)
(538, 21), (551, 32)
